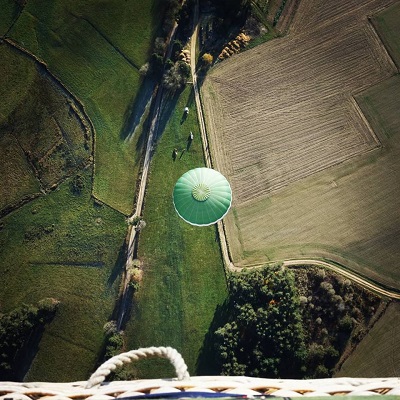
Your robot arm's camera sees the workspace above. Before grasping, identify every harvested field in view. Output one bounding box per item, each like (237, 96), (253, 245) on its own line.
(202, 0), (400, 287)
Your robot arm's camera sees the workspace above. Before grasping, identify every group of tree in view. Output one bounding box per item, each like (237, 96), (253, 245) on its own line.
(0, 299), (59, 380)
(212, 265), (307, 378)
(295, 267), (382, 378)
(210, 264), (382, 379)
(103, 320), (124, 359)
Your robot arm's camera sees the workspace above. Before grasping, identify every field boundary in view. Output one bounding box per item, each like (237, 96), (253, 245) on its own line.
(350, 95), (381, 146)
(335, 299), (391, 373)
(192, 1), (400, 300)
(368, 14), (399, 71)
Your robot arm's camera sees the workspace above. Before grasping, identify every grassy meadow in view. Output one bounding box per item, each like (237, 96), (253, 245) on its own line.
(0, 42), (91, 210)
(7, 0), (163, 214)
(1, 9), (128, 379)
(0, 42), (35, 125)
(373, 2), (400, 68)
(125, 87), (228, 378)
(0, 168), (126, 381)
(335, 301), (400, 377)
(0, 43), (39, 210)
(0, 0), (19, 36)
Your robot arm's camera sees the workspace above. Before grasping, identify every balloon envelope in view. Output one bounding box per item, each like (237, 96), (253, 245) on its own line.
(173, 168), (232, 226)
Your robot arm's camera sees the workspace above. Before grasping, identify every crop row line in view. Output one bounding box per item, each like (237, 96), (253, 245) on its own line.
(190, 1), (400, 301)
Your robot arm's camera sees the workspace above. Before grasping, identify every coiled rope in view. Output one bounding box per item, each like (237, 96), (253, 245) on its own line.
(86, 346), (190, 388)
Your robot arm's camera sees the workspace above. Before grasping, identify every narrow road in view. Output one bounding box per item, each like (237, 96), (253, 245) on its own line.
(283, 259), (400, 299)
(190, 1), (234, 274)
(189, 0), (400, 300)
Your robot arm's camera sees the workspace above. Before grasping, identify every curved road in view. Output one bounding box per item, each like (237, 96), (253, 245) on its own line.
(189, 0), (400, 300)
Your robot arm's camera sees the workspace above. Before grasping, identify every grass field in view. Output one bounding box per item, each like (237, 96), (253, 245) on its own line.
(7, 0), (163, 214)
(0, 0), (180, 381)
(0, 168), (126, 381)
(335, 301), (400, 377)
(0, 0), (20, 36)
(0, 43), (34, 124)
(0, 133), (40, 210)
(202, 0), (400, 289)
(125, 87), (228, 378)
(0, 43), (91, 212)
(372, 2), (400, 68)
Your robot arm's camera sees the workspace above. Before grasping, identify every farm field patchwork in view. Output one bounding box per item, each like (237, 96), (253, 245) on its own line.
(7, 0), (162, 214)
(125, 87), (228, 378)
(202, 0), (400, 288)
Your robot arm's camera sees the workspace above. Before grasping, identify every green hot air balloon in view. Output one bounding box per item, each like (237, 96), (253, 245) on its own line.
(173, 167), (232, 226)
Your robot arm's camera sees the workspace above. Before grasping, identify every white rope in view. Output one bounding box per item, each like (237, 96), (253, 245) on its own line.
(85, 346), (190, 388)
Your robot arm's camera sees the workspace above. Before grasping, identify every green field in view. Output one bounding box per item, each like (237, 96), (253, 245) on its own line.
(0, 43), (91, 212)
(125, 87), (228, 378)
(0, 0), (20, 36)
(0, 168), (126, 381)
(336, 301), (400, 377)
(0, 0), (213, 381)
(0, 42), (35, 124)
(0, 133), (39, 210)
(7, 0), (163, 214)
(373, 2), (400, 68)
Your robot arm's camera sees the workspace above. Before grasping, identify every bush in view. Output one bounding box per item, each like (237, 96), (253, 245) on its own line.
(103, 320), (118, 336)
(314, 364), (329, 378)
(105, 331), (124, 359)
(70, 174), (85, 195)
(201, 53), (214, 67)
(162, 61), (191, 91)
(339, 315), (354, 332)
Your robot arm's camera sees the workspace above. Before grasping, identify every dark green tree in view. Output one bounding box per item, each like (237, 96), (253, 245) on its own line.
(0, 299), (58, 380)
(213, 265), (307, 378)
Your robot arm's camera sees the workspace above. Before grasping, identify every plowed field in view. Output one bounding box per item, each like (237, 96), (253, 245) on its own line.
(202, 0), (400, 287)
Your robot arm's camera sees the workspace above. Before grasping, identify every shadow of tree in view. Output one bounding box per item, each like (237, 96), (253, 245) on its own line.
(107, 240), (127, 289)
(15, 312), (57, 380)
(153, 89), (182, 143)
(196, 300), (230, 375)
(120, 77), (156, 141)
